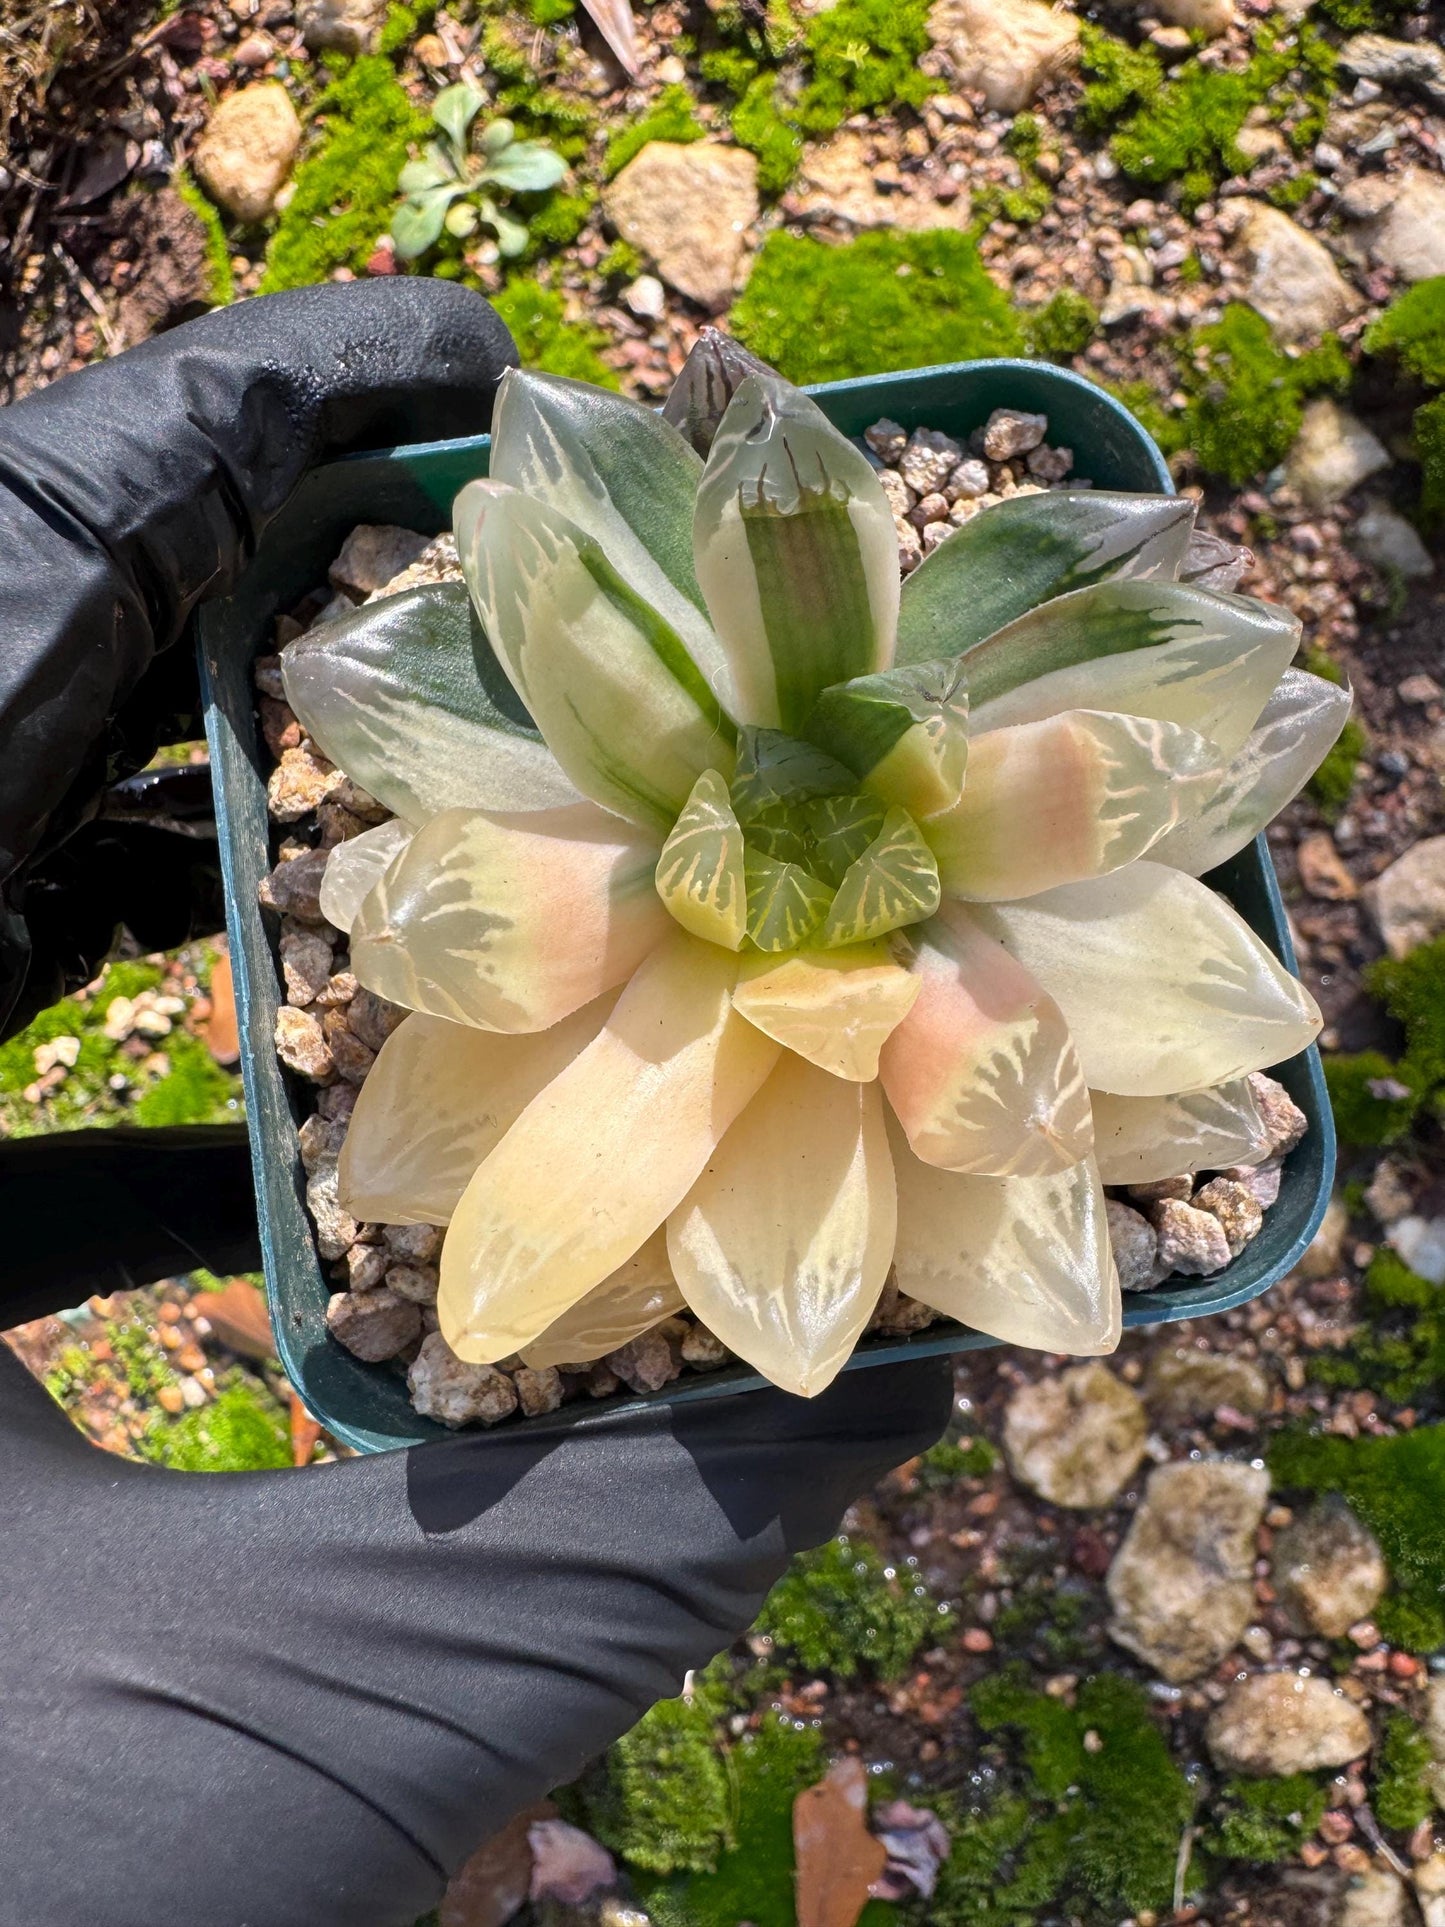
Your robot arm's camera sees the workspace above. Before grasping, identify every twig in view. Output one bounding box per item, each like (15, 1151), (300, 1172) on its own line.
(1353, 1802), (1411, 1881)
(50, 240), (118, 353)
(1173, 1822), (1196, 1918)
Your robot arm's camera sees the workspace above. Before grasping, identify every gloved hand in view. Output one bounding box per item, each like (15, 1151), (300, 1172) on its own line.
(0, 283), (953, 1927)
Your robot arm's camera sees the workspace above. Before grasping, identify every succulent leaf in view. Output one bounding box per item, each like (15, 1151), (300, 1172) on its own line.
(391, 188), (459, 260)
(728, 724), (855, 824)
(349, 803), (667, 1033)
(337, 999), (614, 1225)
(667, 1057), (895, 1398)
(925, 708), (1224, 902)
(732, 944), (920, 1082)
(519, 1227), (685, 1369)
(455, 480), (734, 834)
(661, 328), (776, 459)
(880, 901), (1093, 1176)
(318, 818), (414, 935)
(1089, 1080), (1270, 1186)
(888, 1116), (1120, 1356)
(437, 932), (780, 1362)
(655, 769), (748, 950)
(693, 373), (899, 730)
(821, 806), (940, 947)
(432, 82), (485, 155)
(281, 583), (577, 826)
(804, 792), (888, 887)
(481, 140), (569, 193)
(805, 657), (969, 818)
(743, 849), (833, 952)
(895, 490), (1196, 668)
(488, 370), (724, 690)
(965, 581), (1300, 758)
(1149, 668), (1353, 878)
(975, 861), (1322, 1097)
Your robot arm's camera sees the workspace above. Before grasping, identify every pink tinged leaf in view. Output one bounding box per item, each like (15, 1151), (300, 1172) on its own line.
(880, 903), (1093, 1177)
(794, 1758), (889, 1927)
(348, 801), (667, 1034)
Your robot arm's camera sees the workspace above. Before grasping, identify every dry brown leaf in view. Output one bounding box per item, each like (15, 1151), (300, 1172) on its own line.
(199, 1279), (273, 1361)
(289, 1390), (324, 1467)
(793, 1756), (888, 1927)
(578, 0), (639, 77)
(439, 1801), (555, 1927)
(202, 950), (239, 1064)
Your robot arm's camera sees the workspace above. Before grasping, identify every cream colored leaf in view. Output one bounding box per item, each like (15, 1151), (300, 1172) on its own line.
(732, 944), (920, 1081)
(879, 902), (1093, 1176)
(319, 819), (414, 935)
(1149, 668), (1354, 877)
(975, 862), (1321, 1097)
(349, 802), (667, 1032)
(519, 1227), (684, 1368)
(1089, 1080), (1270, 1185)
(888, 1115), (1120, 1355)
(337, 999), (614, 1224)
(438, 932), (780, 1361)
(925, 708), (1223, 901)
(668, 1058), (895, 1397)
(655, 768), (747, 950)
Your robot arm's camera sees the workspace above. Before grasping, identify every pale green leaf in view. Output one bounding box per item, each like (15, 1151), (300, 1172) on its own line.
(728, 724), (854, 826)
(744, 850), (833, 952)
(821, 806), (940, 947)
(318, 819), (414, 935)
(655, 769), (747, 950)
(693, 372), (899, 730)
(483, 141), (568, 192)
(1089, 1080), (1270, 1185)
(804, 792), (887, 887)
(433, 82), (484, 155)
(804, 657), (969, 818)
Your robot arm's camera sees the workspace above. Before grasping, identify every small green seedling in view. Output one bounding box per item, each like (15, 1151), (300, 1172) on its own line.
(392, 85), (567, 261)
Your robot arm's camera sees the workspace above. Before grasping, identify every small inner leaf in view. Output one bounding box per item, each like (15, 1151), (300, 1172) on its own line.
(744, 850), (834, 952)
(655, 769), (748, 951)
(804, 792), (887, 887)
(822, 807), (940, 947)
(729, 724), (855, 826)
(805, 657), (970, 819)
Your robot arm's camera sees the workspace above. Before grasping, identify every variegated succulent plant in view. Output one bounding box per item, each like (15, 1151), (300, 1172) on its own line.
(280, 337), (1349, 1398)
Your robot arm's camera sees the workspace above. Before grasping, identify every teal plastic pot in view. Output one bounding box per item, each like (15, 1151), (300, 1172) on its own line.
(199, 357), (1335, 1454)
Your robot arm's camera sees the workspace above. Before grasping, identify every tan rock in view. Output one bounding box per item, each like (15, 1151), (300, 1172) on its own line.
(1155, 0), (1234, 33)
(1366, 835), (1445, 958)
(1273, 1497), (1387, 1638)
(330, 523), (431, 599)
(1146, 1345), (1270, 1422)
(326, 1286), (420, 1362)
(927, 0), (1079, 114)
(1424, 1675), (1445, 1809)
(1297, 830), (1359, 902)
(1342, 167), (1445, 283)
(1205, 1672), (1372, 1776)
(297, 0), (386, 55)
(1002, 1363), (1148, 1509)
(408, 1333), (519, 1427)
(603, 143), (758, 309)
(1338, 1872), (1414, 1927)
(1298, 1194), (1348, 1281)
(1236, 203), (1363, 345)
(193, 84), (302, 224)
(794, 132), (971, 231)
(1287, 399), (1390, 511)
(1107, 1458), (1268, 1681)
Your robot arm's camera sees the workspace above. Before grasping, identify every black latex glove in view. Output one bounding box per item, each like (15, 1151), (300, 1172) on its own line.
(0, 285), (953, 1927)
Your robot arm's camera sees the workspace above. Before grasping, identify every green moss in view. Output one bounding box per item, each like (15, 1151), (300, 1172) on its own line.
(1325, 936), (1445, 1151)
(1268, 1424), (1445, 1652)
(598, 237), (643, 281)
(471, 25), (594, 163)
(1319, 1247), (1445, 1405)
(377, 0), (430, 54)
(1178, 304), (1350, 485)
(113, 1320), (179, 1403)
(1269, 169), (1320, 210)
(1077, 24), (1163, 136)
(174, 170), (235, 304)
(755, 1535), (938, 1682)
(602, 84), (705, 180)
(1025, 289), (1100, 360)
(1315, 0), (1415, 28)
(491, 278), (617, 385)
(262, 57), (427, 291)
(1415, 392), (1445, 521)
(1210, 1774), (1327, 1862)
(1308, 714), (1368, 820)
(130, 1030), (241, 1127)
(636, 1716), (831, 1927)
(141, 1381), (292, 1472)
(917, 1434), (997, 1488)
(796, 0), (938, 137)
(731, 230), (1023, 386)
(730, 73), (803, 196)
(972, 1670), (1085, 1799)
(1106, 376), (1190, 461)
(991, 1584), (1097, 1667)
(524, 0), (575, 24)
(1375, 1714), (1435, 1831)
(590, 1694), (732, 1875)
(1323, 1050), (1411, 1148)
(522, 186), (593, 253)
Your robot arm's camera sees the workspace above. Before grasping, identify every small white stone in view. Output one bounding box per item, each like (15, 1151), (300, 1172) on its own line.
(899, 427), (963, 497)
(622, 273), (666, 320)
(408, 1333), (519, 1427)
(982, 408), (1048, 461)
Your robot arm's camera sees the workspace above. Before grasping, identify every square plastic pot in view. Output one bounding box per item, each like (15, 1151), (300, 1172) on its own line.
(199, 356), (1335, 1453)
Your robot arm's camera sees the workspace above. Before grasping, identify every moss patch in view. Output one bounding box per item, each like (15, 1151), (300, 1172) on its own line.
(588, 1692), (733, 1875)
(1326, 935), (1445, 1149)
(1311, 1247), (1445, 1405)
(491, 277), (617, 385)
(174, 169), (235, 304)
(1374, 1713), (1435, 1831)
(1178, 304), (1350, 486)
(1025, 289), (1100, 360)
(140, 1380), (292, 1472)
(796, 0), (938, 138)
(602, 83), (706, 180)
(731, 229), (1022, 385)
(1209, 1774), (1328, 1863)
(754, 1534), (939, 1682)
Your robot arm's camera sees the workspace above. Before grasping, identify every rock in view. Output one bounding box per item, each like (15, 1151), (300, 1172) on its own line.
(1250, 1073), (1309, 1157)
(1193, 1177), (1266, 1257)
(1388, 1214), (1445, 1286)
(927, 0), (1079, 113)
(318, 1080), (357, 1121)
(603, 143), (759, 309)
(899, 427), (964, 495)
(1337, 1872), (1415, 1927)
(1150, 1197), (1233, 1276)
(1026, 442), (1073, 483)
(366, 532), (463, 601)
(865, 419), (908, 463)
(1146, 1345), (1271, 1422)
(680, 1324), (729, 1369)
(1106, 1458), (1269, 1681)
(329, 523), (431, 599)
(274, 1005), (334, 1081)
(949, 457), (992, 500)
(1400, 672), (1443, 705)
(1341, 32), (1445, 109)
(1099, 243), (1154, 327)
(1155, 0), (1233, 33)
(384, 1222), (443, 1264)
(794, 131), (972, 231)
(1002, 1363), (1147, 1509)
(1287, 399), (1390, 511)
(307, 1161), (359, 1261)
(297, 0), (386, 55)
(193, 84), (302, 224)
(1223, 1157), (1284, 1210)
(1366, 835), (1445, 958)
(1342, 167), (1445, 283)
(514, 1364), (565, 1416)
(622, 273), (666, 319)
(114, 187), (216, 349)
(297, 1111), (345, 1174)
(280, 927), (334, 1007)
(346, 1243), (390, 1292)
(346, 985), (407, 1053)
(259, 847), (329, 923)
(1106, 1198), (1161, 1292)
(326, 1286), (420, 1361)
(1128, 1176), (1194, 1205)
(1297, 830), (1359, 903)
(1299, 1195), (1349, 1280)
(1235, 204), (1362, 345)
(1273, 1497), (1388, 1637)
(385, 1263), (438, 1305)
(605, 1325), (683, 1393)
(1420, 1856), (1445, 1927)
(408, 1333), (519, 1427)
(1206, 1673), (1372, 1776)
(322, 1006), (376, 1084)
(1424, 1676), (1445, 1807)
(1352, 502), (1434, 579)
(982, 409), (1047, 461)
(1364, 1159), (1413, 1226)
